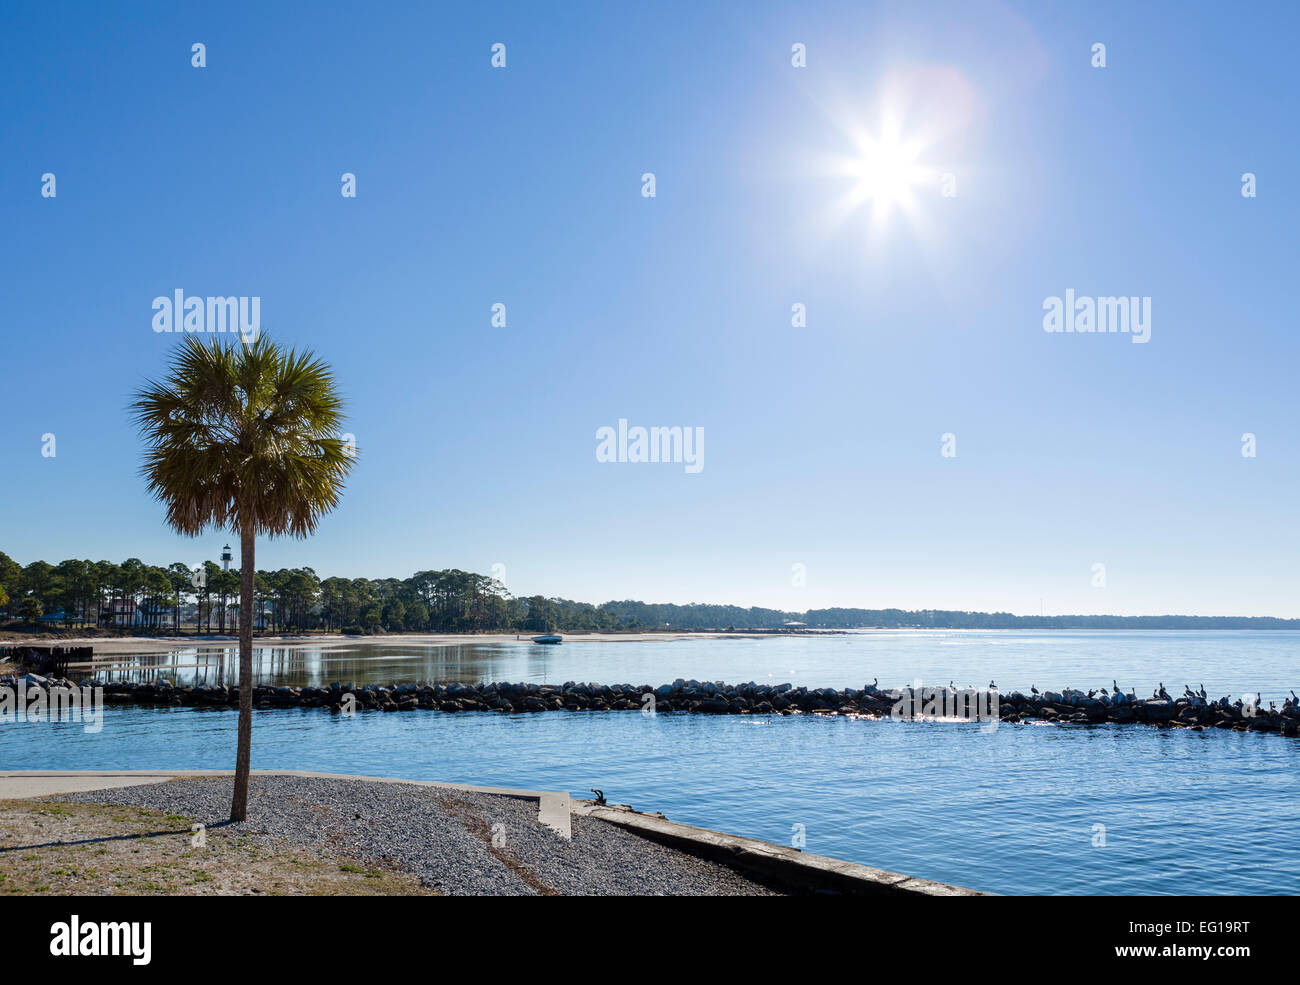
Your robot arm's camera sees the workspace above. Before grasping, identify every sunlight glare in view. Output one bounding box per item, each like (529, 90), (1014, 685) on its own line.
(841, 127), (928, 223)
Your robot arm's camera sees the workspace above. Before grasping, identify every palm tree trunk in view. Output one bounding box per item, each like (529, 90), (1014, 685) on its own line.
(230, 525), (255, 821)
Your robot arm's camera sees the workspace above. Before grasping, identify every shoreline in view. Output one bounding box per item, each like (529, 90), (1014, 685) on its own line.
(0, 630), (798, 656)
(7, 624), (1300, 661)
(9, 624), (1300, 658)
(2, 770), (984, 896)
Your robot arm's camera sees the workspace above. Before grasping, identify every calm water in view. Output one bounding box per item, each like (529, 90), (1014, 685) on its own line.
(7, 631), (1300, 895)
(75, 629), (1300, 704)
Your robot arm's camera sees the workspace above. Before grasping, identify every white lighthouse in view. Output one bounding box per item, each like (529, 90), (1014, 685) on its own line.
(221, 544), (232, 571)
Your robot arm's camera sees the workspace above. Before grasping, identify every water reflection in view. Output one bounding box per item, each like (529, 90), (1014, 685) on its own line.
(78, 642), (561, 689)
(72, 630), (1300, 704)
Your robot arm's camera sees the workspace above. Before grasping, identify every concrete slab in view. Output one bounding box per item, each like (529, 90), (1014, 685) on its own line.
(0, 774), (180, 799)
(0, 770), (567, 833)
(537, 791), (571, 839)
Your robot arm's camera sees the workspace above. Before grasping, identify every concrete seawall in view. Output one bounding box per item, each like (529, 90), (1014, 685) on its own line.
(0, 769), (986, 895)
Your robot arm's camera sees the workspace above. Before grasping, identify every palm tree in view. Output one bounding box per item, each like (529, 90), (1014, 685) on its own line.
(133, 335), (354, 821)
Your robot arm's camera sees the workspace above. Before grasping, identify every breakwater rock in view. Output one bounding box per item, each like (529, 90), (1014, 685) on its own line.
(6, 675), (1297, 737)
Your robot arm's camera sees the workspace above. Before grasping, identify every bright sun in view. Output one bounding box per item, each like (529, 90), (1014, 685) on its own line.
(815, 103), (945, 238)
(808, 70), (976, 246)
(848, 132), (926, 211)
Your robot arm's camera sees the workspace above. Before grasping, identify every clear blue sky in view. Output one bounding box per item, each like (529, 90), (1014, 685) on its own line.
(2, 1), (1298, 616)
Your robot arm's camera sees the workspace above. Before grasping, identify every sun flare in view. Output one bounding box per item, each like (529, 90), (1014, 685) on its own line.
(846, 132), (926, 212)
(809, 71), (976, 244)
(815, 114), (943, 240)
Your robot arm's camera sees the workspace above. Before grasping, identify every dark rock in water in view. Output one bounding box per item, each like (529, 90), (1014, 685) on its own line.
(73, 675), (1297, 741)
(1144, 700), (1176, 722)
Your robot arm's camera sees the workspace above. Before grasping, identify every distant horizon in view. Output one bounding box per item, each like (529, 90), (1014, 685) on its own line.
(5, 547), (1300, 628)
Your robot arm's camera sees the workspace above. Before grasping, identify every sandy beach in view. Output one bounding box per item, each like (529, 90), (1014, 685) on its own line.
(0, 630), (780, 657)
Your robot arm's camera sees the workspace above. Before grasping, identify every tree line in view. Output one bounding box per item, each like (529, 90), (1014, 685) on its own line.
(3, 551), (1298, 633)
(0, 551), (681, 634)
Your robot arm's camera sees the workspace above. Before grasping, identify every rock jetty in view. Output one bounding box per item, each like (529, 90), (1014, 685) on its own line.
(5, 675), (1297, 737)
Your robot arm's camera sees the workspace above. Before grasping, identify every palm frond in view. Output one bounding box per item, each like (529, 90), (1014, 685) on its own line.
(132, 334), (354, 539)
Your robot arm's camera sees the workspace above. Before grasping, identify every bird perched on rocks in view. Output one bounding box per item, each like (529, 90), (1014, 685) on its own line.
(989, 680), (997, 690)
(1030, 685), (1039, 695)
(1113, 679), (1120, 693)
(1199, 684), (1208, 699)
(1088, 689), (1097, 699)
(590, 788), (606, 806)
(1158, 683), (1170, 700)
(1100, 687), (1109, 697)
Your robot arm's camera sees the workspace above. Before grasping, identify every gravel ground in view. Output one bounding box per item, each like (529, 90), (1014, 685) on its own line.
(56, 776), (781, 896)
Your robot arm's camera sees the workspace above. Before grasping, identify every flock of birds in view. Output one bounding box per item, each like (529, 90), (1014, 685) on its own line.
(870, 676), (1300, 715)
(1015, 680), (1300, 714)
(868, 675), (1300, 712)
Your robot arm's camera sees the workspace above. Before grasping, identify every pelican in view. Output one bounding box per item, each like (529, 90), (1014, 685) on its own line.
(1030, 685), (1039, 695)
(1199, 684), (1207, 699)
(1113, 679), (1120, 693)
(1100, 687), (1109, 697)
(1087, 689), (1097, 699)
(988, 680), (997, 690)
